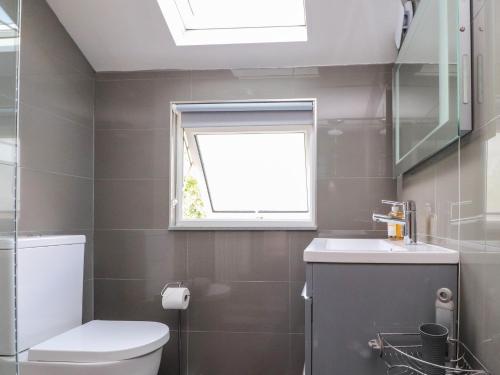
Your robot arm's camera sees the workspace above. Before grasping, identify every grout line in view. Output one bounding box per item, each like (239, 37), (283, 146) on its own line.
(95, 128), (169, 132)
(94, 228), (170, 232)
(91, 76), (96, 320)
(95, 76), (190, 83)
(175, 330), (295, 335)
(318, 176), (396, 180)
(95, 177), (169, 181)
(20, 166), (93, 180)
(94, 277), (290, 284)
(19, 100), (94, 130)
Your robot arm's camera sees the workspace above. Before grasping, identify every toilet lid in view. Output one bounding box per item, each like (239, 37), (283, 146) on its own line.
(28, 320), (170, 363)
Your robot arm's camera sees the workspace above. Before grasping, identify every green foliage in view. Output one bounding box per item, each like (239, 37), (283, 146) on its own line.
(183, 175), (206, 219)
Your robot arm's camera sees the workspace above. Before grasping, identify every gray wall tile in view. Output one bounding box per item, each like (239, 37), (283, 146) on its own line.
(19, 103), (93, 178)
(82, 278), (94, 323)
(290, 282), (305, 334)
(317, 120), (392, 178)
(94, 229), (187, 280)
(18, 0), (95, 321)
(0, 163), (16, 233)
(460, 251), (500, 372)
(96, 70), (191, 81)
(83, 230), (94, 280)
(94, 278), (181, 330)
(399, 155), (438, 242)
(290, 334), (306, 375)
(94, 65), (396, 374)
(94, 179), (169, 230)
(190, 71), (295, 101)
(186, 331), (290, 375)
(187, 231), (289, 282)
(186, 231), (216, 279)
(289, 231), (316, 282)
(0, 52), (18, 102)
(95, 78), (190, 130)
(434, 146), (460, 243)
(95, 129), (169, 179)
(158, 331), (185, 375)
(19, 58), (94, 127)
(317, 177), (396, 230)
(21, 0), (93, 77)
(18, 168), (93, 233)
(187, 281), (289, 333)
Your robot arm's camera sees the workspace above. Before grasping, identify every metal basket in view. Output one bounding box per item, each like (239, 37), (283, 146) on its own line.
(368, 333), (490, 375)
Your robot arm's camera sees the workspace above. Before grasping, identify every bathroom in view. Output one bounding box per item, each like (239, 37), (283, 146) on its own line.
(0, 0), (498, 374)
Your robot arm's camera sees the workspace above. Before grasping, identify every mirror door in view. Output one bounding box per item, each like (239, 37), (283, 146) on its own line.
(394, 0), (471, 175)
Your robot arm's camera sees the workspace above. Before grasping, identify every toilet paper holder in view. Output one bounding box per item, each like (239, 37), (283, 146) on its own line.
(160, 281), (183, 296)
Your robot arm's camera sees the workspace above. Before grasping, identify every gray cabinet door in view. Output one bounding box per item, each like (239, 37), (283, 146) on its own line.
(310, 263), (457, 375)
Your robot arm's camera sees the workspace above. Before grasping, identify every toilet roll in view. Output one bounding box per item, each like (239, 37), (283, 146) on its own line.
(161, 287), (190, 310)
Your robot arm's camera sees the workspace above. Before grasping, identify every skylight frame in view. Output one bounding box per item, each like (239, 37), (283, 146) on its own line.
(156, 0), (308, 46)
(169, 99), (317, 230)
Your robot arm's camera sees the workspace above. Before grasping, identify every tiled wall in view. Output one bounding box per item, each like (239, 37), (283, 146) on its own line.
(18, 0), (95, 320)
(399, 0), (500, 372)
(94, 65), (396, 375)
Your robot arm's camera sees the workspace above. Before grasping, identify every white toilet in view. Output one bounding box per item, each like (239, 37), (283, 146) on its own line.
(6, 235), (169, 375)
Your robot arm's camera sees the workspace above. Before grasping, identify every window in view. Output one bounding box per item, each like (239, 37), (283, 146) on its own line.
(170, 100), (317, 229)
(156, 0), (307, 46)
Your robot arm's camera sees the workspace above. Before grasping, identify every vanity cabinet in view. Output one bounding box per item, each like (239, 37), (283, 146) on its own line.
(304, 263), (458, 375)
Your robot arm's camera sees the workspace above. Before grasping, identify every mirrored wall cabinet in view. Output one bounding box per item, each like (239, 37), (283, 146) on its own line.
(393, 0), (471, 175)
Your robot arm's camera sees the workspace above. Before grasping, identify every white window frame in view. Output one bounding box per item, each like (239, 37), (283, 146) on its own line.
(169, 99), (317, 230)
(156, 0), (308, 46)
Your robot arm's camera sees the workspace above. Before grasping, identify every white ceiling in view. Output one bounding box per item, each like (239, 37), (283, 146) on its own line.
(46, 0), (402, 72)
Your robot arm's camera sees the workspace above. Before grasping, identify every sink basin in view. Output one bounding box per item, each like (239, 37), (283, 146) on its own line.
(303, 238), (458, 264)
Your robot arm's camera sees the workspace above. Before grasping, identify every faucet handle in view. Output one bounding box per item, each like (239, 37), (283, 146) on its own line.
(381, 200), (416, 212)
(381, 200), (404, 206)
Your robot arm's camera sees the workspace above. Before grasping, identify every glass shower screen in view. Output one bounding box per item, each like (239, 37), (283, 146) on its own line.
(0, 0), (20, 374)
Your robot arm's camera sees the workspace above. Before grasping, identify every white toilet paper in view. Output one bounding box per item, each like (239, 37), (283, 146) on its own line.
(161, 287), (190, 310)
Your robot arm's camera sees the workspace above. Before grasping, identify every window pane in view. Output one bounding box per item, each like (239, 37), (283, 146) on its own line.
(174, 0), (306, 30)
(195, 132), (308, 213)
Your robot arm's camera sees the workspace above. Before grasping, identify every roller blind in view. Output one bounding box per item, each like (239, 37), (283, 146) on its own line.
(174, 101), (314, 128)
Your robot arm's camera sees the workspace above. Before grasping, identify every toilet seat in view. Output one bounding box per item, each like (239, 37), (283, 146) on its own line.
(28, 320), (169, 363)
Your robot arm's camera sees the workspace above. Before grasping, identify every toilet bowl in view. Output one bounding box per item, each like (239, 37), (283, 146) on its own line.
(0, 235), (172, 375)
(18, 320), (170, 375)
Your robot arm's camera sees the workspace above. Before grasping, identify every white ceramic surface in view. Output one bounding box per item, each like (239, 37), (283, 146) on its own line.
(17, 235), (86, 249)
(19, 348), (163, 375)
(17, 236), (86, 352)
(303, 238), (459, 264)
(0, 249), (15, 355)
(28, 320), (170, 362)
(15, 235), (170, 375)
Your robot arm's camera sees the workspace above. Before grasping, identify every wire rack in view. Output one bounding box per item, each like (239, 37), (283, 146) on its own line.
(368, 333), (490, 375)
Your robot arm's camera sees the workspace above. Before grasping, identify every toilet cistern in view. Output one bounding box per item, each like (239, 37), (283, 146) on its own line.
(372, 200), (417, 245)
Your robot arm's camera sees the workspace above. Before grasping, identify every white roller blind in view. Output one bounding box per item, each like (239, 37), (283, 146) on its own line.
(175, 101), (314, 128)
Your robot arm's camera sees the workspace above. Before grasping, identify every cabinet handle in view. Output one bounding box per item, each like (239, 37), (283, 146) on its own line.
(462, 54), (470, 104)
(302, 283), (311, 300)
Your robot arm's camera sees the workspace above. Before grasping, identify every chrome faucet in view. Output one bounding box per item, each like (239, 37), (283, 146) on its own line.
(372, 200), (417, 245)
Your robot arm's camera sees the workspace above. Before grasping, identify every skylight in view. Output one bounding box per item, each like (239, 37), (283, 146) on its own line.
(157, 0), (307, 45)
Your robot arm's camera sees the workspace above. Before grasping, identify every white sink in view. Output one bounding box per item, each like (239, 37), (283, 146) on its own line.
(303, 238), (459, 264)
